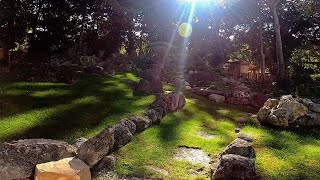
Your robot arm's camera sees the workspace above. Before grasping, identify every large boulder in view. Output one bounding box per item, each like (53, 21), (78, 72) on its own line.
(34, 157), (91, 180)
(212, 154), (258, 180)
(257, 95), (308, 127)
(77, 127), (115, 167)
(0, 139), (76, 180)
(150, 92), (186, 115)
(221, 138), (256, 159)
(209, 94), (226, 103)
(276, 95), (308, 122)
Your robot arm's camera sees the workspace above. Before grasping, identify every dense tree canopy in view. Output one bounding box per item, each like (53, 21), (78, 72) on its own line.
(0, 0), (319, 84)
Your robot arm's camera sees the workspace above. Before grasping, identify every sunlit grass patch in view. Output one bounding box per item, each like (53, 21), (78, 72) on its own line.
(242, 125), (320, 179)
(0, 73), (154, 143)
(115, 94), (241, 179)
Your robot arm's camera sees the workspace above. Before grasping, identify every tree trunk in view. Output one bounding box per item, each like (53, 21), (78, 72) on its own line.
(259, 21), (266, 80)
(271, 0), (286, 81)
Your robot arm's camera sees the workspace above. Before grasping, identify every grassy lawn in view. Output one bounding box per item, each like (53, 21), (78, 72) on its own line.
(1, 74), (320, 180)
(114, 93), (320, 180)
(0, 73), (154, 143)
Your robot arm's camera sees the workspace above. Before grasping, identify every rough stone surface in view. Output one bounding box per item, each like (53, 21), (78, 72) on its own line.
(212, 154), (258, 180)
(0, 139), (76, 180)
(119, 119), (137, 135)
(74, 137), (88, 149)
(308, 103), (320, 113)
(276, 96), (308, 122)
(257, 95), (309, 127)
(96, 155), (116, 171)
(257, 106), (271, 123)
(128, 116), (152, 132)
(77, 127), (115, 167)
(113, 122), (133, 150)
(263, 99), (279, 109)
(296, 112), (320, 126)
(144, 108), (163, 124)
(150, 92), (186, 115)
(34, 157), (91, 180)
(238, 134), (254, 143)
(209, 94), (226, 103)
(221, 138), (256, 159)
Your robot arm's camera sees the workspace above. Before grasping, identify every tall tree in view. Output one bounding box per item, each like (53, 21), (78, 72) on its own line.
(269, 0), (286, 80)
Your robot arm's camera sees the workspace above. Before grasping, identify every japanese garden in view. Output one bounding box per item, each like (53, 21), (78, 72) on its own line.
(0, 0), (320, 179)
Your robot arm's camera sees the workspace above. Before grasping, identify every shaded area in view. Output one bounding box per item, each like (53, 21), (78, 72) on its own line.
(0, 73), (154, 143)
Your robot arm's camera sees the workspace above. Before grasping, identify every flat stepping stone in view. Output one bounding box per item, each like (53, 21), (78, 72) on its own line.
(197, 131), (216, 139)
(145, 165), (169, 176)
(174, 146), (210, 166)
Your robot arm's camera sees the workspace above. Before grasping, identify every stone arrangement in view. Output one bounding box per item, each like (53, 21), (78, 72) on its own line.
(257, 95), (320, 127)
(190, 86), (268, 108)
(211, 134), (258, 180)
(0, 91), (186, 180)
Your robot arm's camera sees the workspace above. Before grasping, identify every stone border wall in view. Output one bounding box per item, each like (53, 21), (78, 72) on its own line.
(0, 92), (186, 180)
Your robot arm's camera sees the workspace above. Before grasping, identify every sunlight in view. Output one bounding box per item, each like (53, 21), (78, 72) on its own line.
(178, 0), (225, 5)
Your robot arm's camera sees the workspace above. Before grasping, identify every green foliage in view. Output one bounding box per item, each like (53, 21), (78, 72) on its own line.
(289, 46), (320, 85)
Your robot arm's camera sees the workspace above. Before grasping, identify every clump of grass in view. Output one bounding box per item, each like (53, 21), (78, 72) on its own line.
(0, 73), (154, 143)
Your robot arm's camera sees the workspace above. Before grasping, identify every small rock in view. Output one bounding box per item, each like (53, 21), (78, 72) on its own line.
(221, 138), (256, 159)
(238, 134), (254, 143)
(35, 157), (91, 180)
(235, 128), (241, 133)
(96, 155), (116, 171)
(209, 94), (226, 103)
(77, 127), (115, 167)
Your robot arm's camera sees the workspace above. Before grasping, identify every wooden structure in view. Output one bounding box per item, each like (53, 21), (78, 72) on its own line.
(226, 60), (260, 80)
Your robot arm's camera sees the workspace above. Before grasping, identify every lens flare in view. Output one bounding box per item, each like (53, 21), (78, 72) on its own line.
(179, 23), (193, 37)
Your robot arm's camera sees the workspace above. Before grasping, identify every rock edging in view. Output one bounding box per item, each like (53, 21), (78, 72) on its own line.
(0, 91), (186, 180)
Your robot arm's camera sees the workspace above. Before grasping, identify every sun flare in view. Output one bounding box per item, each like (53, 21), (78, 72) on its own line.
(178, 0), (225, 5)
